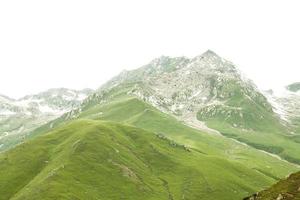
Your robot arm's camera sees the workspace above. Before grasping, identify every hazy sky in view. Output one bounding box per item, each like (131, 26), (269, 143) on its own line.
(0, 0), (299, 98)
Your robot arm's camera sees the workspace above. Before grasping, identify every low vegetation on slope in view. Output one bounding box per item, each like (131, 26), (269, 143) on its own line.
(13, 80), (297, 199)
(0, 119), (285, 200)
(244, 171), (300, 200)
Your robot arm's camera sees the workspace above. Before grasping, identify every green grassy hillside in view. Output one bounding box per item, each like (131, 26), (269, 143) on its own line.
(0, 119), (295, 200)
(31, 94), (298, 174)
(205, 120), (300, 165)
(196, 80), (300, 165)
(78, 96), (295, 166)
(29, 92), (299, 174)
(3, 84), (297, 199)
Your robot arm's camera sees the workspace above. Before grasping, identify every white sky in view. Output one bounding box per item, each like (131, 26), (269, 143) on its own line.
(0, 0), (299, 98)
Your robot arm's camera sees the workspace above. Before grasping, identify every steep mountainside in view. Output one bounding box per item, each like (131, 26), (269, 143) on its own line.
(73, 50), (300, 164)
(244, 171), (300, 200)
(0, 88), (93, 151)
(87, 50), (285, 135)
(96, 50), (274, 131)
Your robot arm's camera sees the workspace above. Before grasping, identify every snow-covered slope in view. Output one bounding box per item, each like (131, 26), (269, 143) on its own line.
(0, 88), (93, 151)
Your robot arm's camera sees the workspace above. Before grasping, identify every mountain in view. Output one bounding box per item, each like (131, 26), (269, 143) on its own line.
(1, 50), (299, 199)
(79, 51), (277, 133)
(244, 171), (300, 200)
(71, 50), (300, 165)
(17, 50), (299, 198)
(27, 51), (300, 166)
(0, 88), (93, 151)
(96, 50), (273, 124)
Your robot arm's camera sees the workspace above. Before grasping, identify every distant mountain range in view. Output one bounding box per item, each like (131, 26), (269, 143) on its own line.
(0, 50), (299, 200)
(0, 88), (93, 150)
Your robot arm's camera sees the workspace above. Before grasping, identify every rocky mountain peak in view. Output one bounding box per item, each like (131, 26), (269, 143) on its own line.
(201, 49), (219, 57)
(87, 50), (275, 132)
(189, 50), (237, 76)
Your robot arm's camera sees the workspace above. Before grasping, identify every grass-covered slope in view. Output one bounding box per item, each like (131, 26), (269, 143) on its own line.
(30, 93), (299, 177)
(196, 80), (300, 164)
(77, 97), (300, 196)
(206, 119), (300, 165)
(244, 171), (300, 200)
(0, 119), (283, 200)
(7, 85), (297, 199)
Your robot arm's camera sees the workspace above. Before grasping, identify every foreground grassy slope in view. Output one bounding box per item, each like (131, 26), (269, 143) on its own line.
(244, 171), (300, 200)
(0, 120), (282, 200)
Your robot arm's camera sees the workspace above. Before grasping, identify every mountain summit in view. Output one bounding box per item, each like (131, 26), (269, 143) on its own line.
(89, 50), (274, 130)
